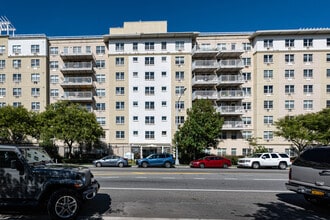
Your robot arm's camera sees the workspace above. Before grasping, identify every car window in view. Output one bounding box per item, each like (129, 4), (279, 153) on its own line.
(279, 153), (289, 158)
(263, 154), (270, 158)
(294, 148), (330, 168)
(271, 154), (279, 158)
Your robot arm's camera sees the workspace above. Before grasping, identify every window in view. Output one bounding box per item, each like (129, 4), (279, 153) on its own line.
(145, 57), (154, 65)
(13, 59), (21, 68)
(162, 131), (167, 136)
(175, 116), (185, 125)
(263, 131), (273, 140)
(12, 102), (21, 107)
(231, 148), (237, 156)
(161, 101), (167, 107)
(96, 103), (106, 111)
(0, 102), (6, 107)
(264, 85), (273, 94)
(175, 86), (185, 95)
(264, 39), (273, 48)
(175, 71), (184, 81)
(31, 102), (40, 111)
(327, 38), (330, 47)
(0, 45), (5, 54)
(13, 88), (21, 97)
(133, 42), (138, 51)
(116, 116), (125, 124)
(12, 45), (21, 54)
(161, 86), (167, 92)
(242, 42), (251, 51)
(133, 116), (138, 121)
(264, 116), (273, 124)
(115, 87), (125, 95)
(285, 39), (295, 47)
(175, 41), (184, 50)
(50, 89), (59, 97)
(96, 60), (106, 68)
(115, 43), (124, 51)
(85, 46), (91, 53)
(242, 148), (252, 156)
(161, 71), (167, 77)
(264, 100), (273, 109)
(31, 88), (40, 96)
(242, 117), (251, 125)
(31, 45), (40, 54)
(327, 54), (330, 62)
(303, 54), (313, 63)
(116, 131), (125, 139)
(242, 87), (251, 96)
(175, 101), (184, 109)
(304, 69), (313, 78)
(242, 58), (251, 66)
(285, 54), (294, 63)
(242, 72), (251, 81)
(145, 101), (155, 110)
(0, 74), (5, 83)
(0, 60), (5, 68)
(145, 131), (155, 139)
(96, 46), (105, 54)
(145, 42), (154, 50)
(327, 100), (330, 108)
(133, 131), (138, 136)
(303, 85), (313, 94)
(217, 43), (226, 50)
(96, 89), (106, 97)
(96, 74), (106, 83)
(285, 69), (294, 79)
(133, 87), (138, 92)
(0, 88), (6, 96)
(116, 102), (125, 110)
(133, 72), (138, 77)
(145, 87), (155, 95)
(49, 47), (58, 55)
(161, 42), (167, 50)
(50, 75), (59, 83)
(264, 70), (273, 79)
(31, 59), (40, 68)
(72, 46), (81, 54)
(145, 116), (155, 124)
(115, 57), (124, 65)
(133, 57), (138, 62)
(285, 100), (294, 110)
(13, 73), (21, 82)
(303, 38), (313, 47)
(303, 100), (313, 110)
(133, 101), (138, 107)
(175, 56), (184, 65)
(145, 72), (155, 80)
(243, 102), (251, 110)
(264, 55), (273, 63)
(285, 85), (294, 94)
(116, 72), (124, 80)
(327, 69), (330, 78)
(50, 61), (58, 69)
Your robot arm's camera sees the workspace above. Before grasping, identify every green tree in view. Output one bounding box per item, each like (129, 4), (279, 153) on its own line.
(303, 108), (330, 145)
(247, 137), (268, 154)
(39, 102), (104, 158)
(0, 105), (35, 144)
(174, 99), (223, 163)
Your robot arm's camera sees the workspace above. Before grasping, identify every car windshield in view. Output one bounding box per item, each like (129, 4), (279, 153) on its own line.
(20, 147), (53, 165)
(146, 154), (155, 159)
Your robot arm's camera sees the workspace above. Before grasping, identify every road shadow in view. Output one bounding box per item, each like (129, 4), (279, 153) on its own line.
(0, 193), (111, 220)
(239, 193), (330, 220)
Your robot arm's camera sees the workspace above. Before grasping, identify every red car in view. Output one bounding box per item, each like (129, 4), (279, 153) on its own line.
(190, 156), (232, 168)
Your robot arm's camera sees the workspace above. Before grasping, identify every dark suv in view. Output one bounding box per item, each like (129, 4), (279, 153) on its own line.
(136, 153), (175, 168)
(286, 147), (330, 204)
(0, 145), (100, 220)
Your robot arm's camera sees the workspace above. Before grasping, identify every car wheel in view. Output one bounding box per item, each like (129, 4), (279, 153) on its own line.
(142, 162), (148, 168)
(118, 162), (124, 168)
(252, 162), (260, 169)
(95, 162), (102, 167)
(199, 164), (205, 168)
(164, 162), (171, 168)
(48, 189), (80, 220)
(278, 162), (287, 170)
(223, 164), (228, 169)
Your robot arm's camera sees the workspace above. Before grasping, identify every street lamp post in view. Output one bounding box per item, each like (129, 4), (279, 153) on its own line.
(175, 87), (186, 165)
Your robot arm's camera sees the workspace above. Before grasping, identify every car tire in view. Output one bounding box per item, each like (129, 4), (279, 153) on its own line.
(118, 162), (124, 168)
(199, 164), (205, 168)
(95, 162), (102, 167)
(223, 164), (228, 169)
(142, 162), (148, 168)
(252, 162), (260, 169)
(47, 189), (80, 220)
(278, 162), (287, 170)
(164, 162), (171, 168)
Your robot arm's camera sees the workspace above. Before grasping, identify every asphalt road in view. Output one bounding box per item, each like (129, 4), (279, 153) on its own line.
(1, 167), (330, 220)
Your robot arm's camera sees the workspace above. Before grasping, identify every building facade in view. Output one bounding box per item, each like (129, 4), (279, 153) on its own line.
(1, 18), (330, 158)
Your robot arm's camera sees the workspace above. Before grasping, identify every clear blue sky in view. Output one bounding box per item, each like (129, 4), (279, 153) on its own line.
(1, 0), (330, 36)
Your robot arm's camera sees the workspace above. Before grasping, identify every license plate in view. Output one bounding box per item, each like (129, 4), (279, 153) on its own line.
(311, 189), (325, 196)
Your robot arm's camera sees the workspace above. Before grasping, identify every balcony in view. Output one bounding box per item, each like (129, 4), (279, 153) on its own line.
(218, 74), (244, 85)
(192, 45), (218, 58)
(61, 91), (93, 102)
(192, 75), (218, 86)
(218, 59), (244, 72)
(222, 120), (244, 130)
(60, 77), (94, 88)
(192, 60), (218, 72)
(217, 48), (244, 59)
(60, 51), (94, 61)
(218, 90), (244, 100)
(60, 62), (95, 74)
(216, 106), (244, 115)
(192, 90), (218, 100)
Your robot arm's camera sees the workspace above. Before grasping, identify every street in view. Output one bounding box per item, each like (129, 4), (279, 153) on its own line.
(1, 167), (330, 219)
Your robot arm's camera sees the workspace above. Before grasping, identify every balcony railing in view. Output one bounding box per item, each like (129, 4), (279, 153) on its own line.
(222, 120), (244, 130)
(217, 106), (244, 115)
(61, 77), (93, 88)
(60, 61), (94, 74)
(192, 60), (218, 71)
(192, 46), (218, 57)
(192, 75), (218, 86)
(192, 90), (218, 100)
(60, 50), (94, 61)
(219, 74), (244, 85)
(61, 91), (93, 102)
(218, 59), (244, 69)
(218, 90), (244, 100)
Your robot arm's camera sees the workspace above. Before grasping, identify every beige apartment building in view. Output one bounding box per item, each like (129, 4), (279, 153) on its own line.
(1, 18), (330, 158)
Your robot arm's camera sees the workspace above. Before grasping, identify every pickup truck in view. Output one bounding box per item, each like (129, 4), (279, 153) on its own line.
(0, 145), (100, 220)
(237, 152), (291, 169)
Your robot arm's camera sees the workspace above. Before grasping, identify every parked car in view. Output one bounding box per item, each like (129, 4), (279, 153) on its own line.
(190, 156), (232, 168)
(237, 153), (291, 169)
(136, 153), (175, 168)
(93, 155), (128, 167)
(286, 147), (330, 204)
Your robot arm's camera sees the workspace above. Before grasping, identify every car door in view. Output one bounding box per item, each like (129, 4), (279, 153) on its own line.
(260, 153), (272, 166)
(270, 153), (280, 166)
(215, 157), (224, 168)
(147, 154), (158, 166)
(102, 156), (112, 166)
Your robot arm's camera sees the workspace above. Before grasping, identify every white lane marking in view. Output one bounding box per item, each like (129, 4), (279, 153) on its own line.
(101, 187), (290, 193)
(194, 178), (206, 180)
(224, 178), (238, 180)
(253, 179), (287, 181)
(162, 177), (175, 179)
(136, 176), (147, 179)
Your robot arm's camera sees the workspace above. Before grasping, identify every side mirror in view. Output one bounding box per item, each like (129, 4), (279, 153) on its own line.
(11, 160), (25, 175)
(262, 156), (266, 159)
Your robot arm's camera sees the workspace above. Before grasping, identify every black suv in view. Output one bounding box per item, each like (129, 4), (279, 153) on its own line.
(286, 147), (330, 204)
(0, 145), (100, 220)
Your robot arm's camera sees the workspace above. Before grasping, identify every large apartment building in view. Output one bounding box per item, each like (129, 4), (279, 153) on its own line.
(1, 18), (330, 158)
